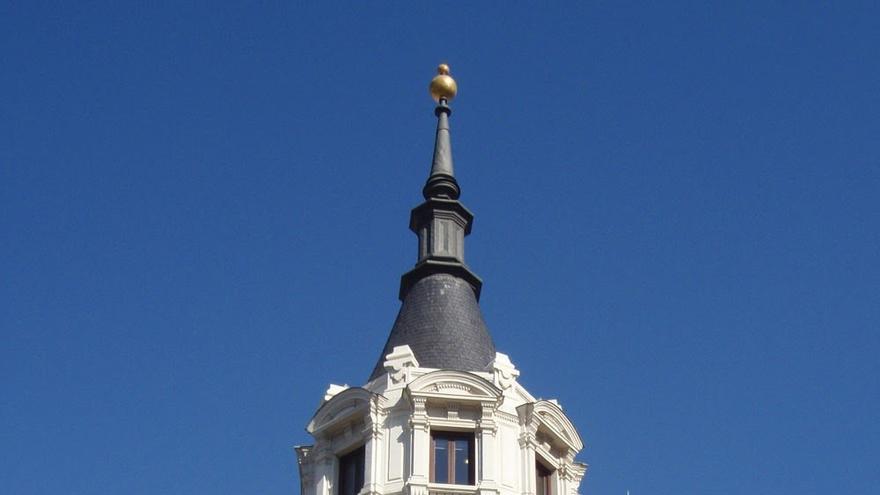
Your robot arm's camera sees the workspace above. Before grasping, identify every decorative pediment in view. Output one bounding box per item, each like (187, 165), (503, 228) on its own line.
(307, 387), (383, 435)
(407, 370), (502, 403)
(517, 399), (583, 452)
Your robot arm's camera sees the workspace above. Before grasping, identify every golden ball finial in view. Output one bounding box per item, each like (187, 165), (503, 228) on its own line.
(429, 63), (457, 102)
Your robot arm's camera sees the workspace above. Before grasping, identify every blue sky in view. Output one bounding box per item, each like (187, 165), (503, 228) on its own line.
(2, 2), (878, 494)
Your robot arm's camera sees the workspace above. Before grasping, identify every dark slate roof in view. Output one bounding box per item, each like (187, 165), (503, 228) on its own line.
(369, 273), (496, 381)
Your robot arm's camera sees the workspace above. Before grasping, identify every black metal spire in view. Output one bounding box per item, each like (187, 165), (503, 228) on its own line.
(368, 65), (496, 382)
(398, 96), (481, 302)
(422, 101), (460, 200)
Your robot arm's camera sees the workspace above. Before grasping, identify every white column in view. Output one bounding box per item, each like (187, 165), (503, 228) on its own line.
(557, 450), (576, 495)
(296, 447), (316, 495)
(363, 403), (385, 495)
(478, 402), (499, 495)
(315, 443), (336, 495)
(407, 397), (429, 495)
(518, 425), (538, 495)
(555, 468), (566, 495)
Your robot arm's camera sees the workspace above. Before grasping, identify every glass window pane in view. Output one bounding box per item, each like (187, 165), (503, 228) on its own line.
(339, 447), (365, 495)
(340, 462), (350, 495)
(434, 439), (448, 484)
(354, 447), (364, 492)
(454, 439), (469, 484)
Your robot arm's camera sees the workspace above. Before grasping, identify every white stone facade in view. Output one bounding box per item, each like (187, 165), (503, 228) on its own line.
(296, 346), (587, 495)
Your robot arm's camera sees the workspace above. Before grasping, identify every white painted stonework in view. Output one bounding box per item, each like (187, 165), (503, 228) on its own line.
(295, 346), (587, 495)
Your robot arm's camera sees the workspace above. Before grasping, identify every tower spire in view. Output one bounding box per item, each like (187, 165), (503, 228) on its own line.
(368, 64), (494, 381)
(423, 65), (459, 199)
(399, 64), (481, 301)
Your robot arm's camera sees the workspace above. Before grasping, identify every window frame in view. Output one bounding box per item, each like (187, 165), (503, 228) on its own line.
(429, 430), (475, 486)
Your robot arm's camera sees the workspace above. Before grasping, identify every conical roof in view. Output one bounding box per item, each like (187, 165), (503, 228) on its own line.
(369, 274), (495, 380)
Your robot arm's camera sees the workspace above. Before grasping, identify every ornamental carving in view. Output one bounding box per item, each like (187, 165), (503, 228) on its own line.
(407, 370), (503, 404)
(488, 352), (520, 391)
(384, 345), (420, 385)
(432, 382), (472, 393)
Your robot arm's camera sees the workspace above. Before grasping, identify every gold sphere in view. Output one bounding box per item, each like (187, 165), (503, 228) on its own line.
(429, 64), (457, 102)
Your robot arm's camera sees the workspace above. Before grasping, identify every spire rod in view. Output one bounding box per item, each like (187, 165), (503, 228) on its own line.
(423, 64), (460, 200)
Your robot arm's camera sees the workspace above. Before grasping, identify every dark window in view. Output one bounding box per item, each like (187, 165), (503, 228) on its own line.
(536, 462), (552, 495)
(431, 431), (474, 485)
(338, 446), (365, 495)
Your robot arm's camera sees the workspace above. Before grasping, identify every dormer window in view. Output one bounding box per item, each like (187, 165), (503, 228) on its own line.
(430, 431), (474, 485)
(338, 446), (365, 495)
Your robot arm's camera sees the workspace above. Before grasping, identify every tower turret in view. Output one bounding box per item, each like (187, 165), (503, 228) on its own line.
(296, 64), (587, 495)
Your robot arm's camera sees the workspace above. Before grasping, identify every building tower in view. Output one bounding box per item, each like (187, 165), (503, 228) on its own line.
(296, 65), (587, 495)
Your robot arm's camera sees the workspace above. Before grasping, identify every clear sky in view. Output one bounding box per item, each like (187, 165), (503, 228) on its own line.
(2, 2), (878, 494)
